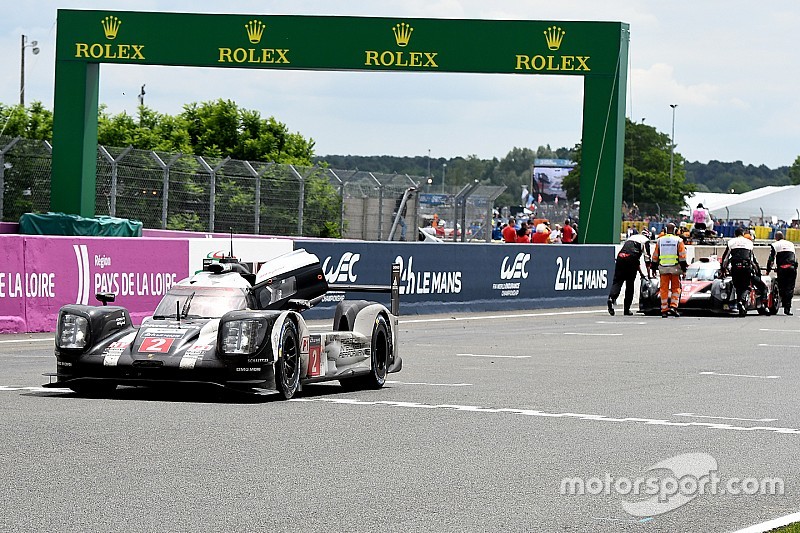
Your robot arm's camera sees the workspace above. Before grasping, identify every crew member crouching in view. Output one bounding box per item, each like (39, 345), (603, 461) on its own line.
(608, 229), (652, 316)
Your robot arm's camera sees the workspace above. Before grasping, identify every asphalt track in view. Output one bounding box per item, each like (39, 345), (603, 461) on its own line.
(1, 305), (798, 532)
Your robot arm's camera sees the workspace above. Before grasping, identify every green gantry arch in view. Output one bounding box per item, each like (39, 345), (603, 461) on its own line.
(51, 10), (629, 243)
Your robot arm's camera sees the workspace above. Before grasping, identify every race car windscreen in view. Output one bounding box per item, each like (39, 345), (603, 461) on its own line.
(153, 286), (249, 319)
(685, 262), (720, 281)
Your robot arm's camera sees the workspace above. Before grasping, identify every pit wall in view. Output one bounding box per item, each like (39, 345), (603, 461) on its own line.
(2, 232), (663, 333)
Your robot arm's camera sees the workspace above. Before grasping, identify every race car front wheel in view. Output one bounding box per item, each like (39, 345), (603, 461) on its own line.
(275, 320), (301, 400)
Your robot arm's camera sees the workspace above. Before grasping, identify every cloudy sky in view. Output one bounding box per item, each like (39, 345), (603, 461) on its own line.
(2, 1), (799, 168)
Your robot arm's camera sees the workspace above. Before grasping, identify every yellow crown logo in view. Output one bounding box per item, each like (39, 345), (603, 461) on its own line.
(392, 22), (413, 47)
(543, 26), (565, 51)
(101, 16), (122, 40)
(245, 20), (266, 44)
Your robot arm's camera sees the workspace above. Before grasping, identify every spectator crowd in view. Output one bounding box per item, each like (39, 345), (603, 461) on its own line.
(495, 217), (578, 244)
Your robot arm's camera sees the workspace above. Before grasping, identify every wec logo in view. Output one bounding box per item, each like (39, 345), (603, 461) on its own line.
(500, 253), (530, 280)
(322, 252), (360, 283)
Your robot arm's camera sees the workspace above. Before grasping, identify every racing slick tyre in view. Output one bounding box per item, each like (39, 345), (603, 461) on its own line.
(69, 381), (117, 397)
(768, 284), (781, 315)
(363, 314), (390, 390)
(738, 289), (749, 317)
(275, 319), (301, 400)
(340, 313), (391, 391)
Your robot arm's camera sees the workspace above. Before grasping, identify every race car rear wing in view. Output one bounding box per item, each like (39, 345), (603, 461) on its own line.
(328, 263), (402, 316)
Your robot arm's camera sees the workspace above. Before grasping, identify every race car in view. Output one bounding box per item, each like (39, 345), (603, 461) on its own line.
(44, 249), (402, 398)
(639, 256), (781, 316)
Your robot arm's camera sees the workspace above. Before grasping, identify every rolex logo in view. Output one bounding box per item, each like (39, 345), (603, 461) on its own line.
(101, 16), (122, 40)
(543, 26), (565, 51)
(392, 22), (413, 47)
(245, 19), (266, 44)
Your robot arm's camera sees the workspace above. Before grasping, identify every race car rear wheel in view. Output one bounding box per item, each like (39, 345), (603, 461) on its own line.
(339, 313), (391, 391)
(275, 319), (301, 400)
(768, 283), (781, 315)
(364, 314), (390, 389)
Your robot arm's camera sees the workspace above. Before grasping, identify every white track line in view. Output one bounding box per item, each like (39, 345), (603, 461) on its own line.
(674, 412), (778, 422)
(456, 353), (531, 359)
(758, 343), (800, 348)
(595, 321), (647, 325)
(400, 309), (604, 324)
(0, 386), (70, 392)
(385, 380), (472, 387)
(700, 371), (780, 379)
(289, 398), (800, 435)
(0, 338), (52, 344)
(563, 332), (623, 336)
(733, 511), (800, 533)
(759, 328), (800, 333)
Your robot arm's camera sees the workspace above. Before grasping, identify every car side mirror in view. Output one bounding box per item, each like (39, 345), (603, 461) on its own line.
(96, 292), (116, 306)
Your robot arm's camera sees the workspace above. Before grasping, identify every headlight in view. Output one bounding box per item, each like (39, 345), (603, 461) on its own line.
(220, 319), (265, 355)
(58, 313), (89, 349)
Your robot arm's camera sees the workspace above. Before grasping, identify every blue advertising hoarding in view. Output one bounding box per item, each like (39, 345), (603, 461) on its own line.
(294, 241), (616, 318)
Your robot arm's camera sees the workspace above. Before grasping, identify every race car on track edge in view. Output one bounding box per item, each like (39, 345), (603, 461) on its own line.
(639, 256), (780, 316)
(44, 249), (402, 399)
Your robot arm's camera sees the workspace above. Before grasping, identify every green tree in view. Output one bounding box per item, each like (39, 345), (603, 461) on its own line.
(180, 99), (314, 164)
(790, 156), (800, 185)
(562, 119), (694, 214)
(92, 99), (327, 235)
(0, 103), (54, 221)
(0, 102), (53, 139)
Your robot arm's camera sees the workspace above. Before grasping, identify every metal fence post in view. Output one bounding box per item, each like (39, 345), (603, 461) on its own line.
(328, 169), (345, 237)
(151, 151), (182, 229)
(197, 156), (230, 233)
(289, 165), (306, 236)
(367, 172), (383, 240)
(98, 145), (132, 217)
(244, 161), (271, 234)
(0, 137), (21, 221)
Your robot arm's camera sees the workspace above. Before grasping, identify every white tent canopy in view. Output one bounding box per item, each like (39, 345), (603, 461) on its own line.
(686, 185), (800, 223)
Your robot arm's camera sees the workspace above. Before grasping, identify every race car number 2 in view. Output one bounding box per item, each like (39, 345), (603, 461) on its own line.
(138, 337), (175, 353)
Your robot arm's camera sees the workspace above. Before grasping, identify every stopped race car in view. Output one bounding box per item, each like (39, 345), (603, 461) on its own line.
(44, 249), (402, 398)
(639, 256), (781, 315)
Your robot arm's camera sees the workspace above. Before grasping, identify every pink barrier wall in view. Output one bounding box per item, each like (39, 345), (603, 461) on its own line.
(0, 236), (26, 332)
(0, 235), (189, 333)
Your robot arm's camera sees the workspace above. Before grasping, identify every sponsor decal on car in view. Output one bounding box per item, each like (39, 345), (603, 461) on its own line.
(138, 337), (176, 353)
(307, 335), (323, 377)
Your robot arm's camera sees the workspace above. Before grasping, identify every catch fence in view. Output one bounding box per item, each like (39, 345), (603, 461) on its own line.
(0, 136), (504, 242)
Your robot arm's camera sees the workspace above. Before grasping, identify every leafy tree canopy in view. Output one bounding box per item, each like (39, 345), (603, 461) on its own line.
(0, 102), (53, 140)
(562, 118), (694, 214)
